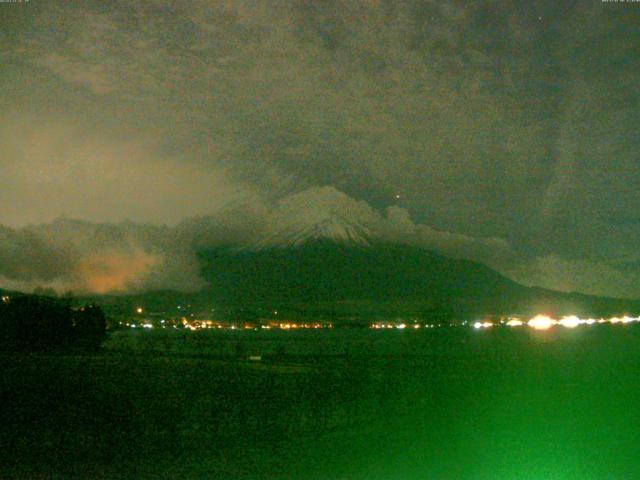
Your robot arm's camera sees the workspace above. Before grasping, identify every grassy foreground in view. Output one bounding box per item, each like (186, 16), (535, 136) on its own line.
(1, 348), (450, 479)
(3, 326), (640, 479)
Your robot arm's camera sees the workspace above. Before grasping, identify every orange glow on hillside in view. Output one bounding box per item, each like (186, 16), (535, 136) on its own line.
(73, 249), (157, 293)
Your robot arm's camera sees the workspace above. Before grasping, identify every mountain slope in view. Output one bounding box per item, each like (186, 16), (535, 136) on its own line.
(196, 238), (640, 319)
(202, 241), (505, 302)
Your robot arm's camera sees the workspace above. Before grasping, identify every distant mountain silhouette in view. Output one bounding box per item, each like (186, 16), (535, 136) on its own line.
(195, 239), (640, 319)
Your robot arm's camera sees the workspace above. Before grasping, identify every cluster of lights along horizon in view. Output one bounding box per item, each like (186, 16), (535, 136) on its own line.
(128, 305), (639, 333)
(473, 315), (640, 331)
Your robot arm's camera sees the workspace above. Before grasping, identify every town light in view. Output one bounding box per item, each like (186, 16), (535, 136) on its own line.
(528, 315), (556, 330)
(559, 316), (581, 329)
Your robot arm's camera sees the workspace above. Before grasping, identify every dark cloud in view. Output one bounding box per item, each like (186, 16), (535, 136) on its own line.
(0, 0), (638, 297)
(0, 225), (70, 282)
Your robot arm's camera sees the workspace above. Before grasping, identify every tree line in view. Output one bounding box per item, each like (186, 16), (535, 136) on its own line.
(0, 293), (106, 351)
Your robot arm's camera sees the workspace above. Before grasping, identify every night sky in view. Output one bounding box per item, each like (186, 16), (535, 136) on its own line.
(0, 1), (638, 297)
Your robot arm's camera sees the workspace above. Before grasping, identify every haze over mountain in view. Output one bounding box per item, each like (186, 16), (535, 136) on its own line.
(71, 243), (640, 324)
(2, 184), (636, 320)
(1, 186), (639, 318)
(0, 187), (514, 295)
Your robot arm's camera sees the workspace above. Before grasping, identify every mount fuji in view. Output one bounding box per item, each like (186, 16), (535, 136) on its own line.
(194, 205), (639, 319)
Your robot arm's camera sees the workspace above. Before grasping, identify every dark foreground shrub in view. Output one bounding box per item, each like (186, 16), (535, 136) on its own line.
(0, 294), (106, 352)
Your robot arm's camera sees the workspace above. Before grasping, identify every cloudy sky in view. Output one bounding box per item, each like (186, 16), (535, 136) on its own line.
(0, 0), (638, 298)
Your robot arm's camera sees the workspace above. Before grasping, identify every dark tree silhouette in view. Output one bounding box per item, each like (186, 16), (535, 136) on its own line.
(72, 304), (107, 350)
(0, 294), (106, 352)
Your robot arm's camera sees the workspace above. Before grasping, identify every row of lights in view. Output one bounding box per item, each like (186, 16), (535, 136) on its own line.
(132, 321), (333, 331)
(129, 308), (639, 333)
(473, 315), (640, 331)
(371, 323), (438, 330)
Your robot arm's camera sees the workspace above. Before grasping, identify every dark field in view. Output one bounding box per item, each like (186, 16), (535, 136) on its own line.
(3, 325), (640, 479)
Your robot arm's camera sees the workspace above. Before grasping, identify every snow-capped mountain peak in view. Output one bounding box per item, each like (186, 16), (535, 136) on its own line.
(250, 186), (377, 249)
(255, 212), (371, 248)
